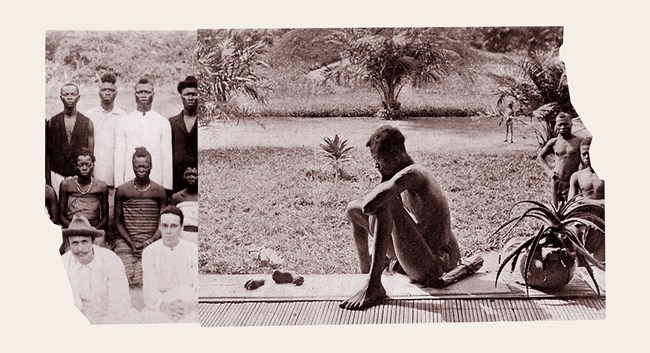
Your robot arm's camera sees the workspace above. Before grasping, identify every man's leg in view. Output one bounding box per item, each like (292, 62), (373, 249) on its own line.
(346, 200), (396, 274)
(340, 198), (438, 310)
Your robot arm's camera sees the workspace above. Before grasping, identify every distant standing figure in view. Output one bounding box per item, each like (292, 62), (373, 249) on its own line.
(537, 112), (583, 207)
(114, 147), (168, 288)
(142, 206), (198, 323)
(341, 126), (461, 310)
(169, 76), (199, 193)
(114, 77), (173, 191)
(47, 83), (95, 197)
(84, 72), (127, 239)
(171, 158), (199, 244)
(503, 101), (514, 143)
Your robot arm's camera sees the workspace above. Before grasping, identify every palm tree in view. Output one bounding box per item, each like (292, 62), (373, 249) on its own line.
(488, 50), (576, 147)
(323, 28), (477, 120)
(191, 29), (272, 125)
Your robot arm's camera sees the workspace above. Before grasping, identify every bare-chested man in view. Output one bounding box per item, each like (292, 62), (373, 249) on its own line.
(568, 135), (605, 261)
(340, 126), (461, 310)
(537, 112), (583, 207)
(114, 147), (168, 287)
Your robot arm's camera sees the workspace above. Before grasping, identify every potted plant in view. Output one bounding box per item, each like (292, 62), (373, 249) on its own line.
(489, 195), (605, 294)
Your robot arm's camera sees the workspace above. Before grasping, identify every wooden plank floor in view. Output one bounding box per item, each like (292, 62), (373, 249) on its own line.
(199, 297), (605, 326)
(199, 253), (606, 327)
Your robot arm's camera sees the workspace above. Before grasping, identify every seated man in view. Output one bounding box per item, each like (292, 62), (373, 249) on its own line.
(58, 148), (109, 248)
(61, 215), (140, 324)
(170, 158), (198, 244)
(568, 135), (605, 262)
(114, 147), (168, 288)
(142, 206), (198, 323)
(341, 126), (461, 310)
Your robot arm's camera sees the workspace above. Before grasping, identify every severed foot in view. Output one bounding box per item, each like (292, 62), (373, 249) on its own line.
(244, 279), (265, 290)
(339, 283), (386, 310)
(272, 270), (304, 286)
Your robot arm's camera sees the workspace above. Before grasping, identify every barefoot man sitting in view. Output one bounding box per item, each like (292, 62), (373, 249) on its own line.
(341, 125), (461, 310)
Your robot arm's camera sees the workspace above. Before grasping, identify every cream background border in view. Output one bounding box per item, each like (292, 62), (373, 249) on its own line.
(1, 1), (647, 352)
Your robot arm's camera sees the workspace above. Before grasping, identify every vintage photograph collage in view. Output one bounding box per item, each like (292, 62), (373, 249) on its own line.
(44, 27), (607, 327)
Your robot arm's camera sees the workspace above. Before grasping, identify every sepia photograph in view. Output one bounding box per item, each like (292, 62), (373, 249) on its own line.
(195, 27), (605, 326)
(45, 30), (200, 324)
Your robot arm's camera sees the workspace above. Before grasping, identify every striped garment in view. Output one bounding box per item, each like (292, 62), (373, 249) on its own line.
(114, 198), (161, 287)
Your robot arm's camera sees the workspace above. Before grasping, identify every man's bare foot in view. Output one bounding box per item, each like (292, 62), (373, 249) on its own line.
(339, 284), (386, 310)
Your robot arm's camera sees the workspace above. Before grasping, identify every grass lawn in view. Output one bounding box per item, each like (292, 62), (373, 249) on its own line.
(199, 116), (552, 275)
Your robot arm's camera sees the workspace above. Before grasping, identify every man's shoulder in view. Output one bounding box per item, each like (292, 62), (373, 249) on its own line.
(169, 112), (183, 122)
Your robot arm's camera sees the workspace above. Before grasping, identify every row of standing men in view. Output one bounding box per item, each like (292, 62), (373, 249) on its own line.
(45, 73), (200, 324)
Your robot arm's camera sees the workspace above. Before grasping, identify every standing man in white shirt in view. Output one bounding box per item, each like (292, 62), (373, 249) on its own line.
(61, 214), (140, 324)
(114, 77), (173, 192)
(142, 205), (198, 323)
(85, 73), (127, 244)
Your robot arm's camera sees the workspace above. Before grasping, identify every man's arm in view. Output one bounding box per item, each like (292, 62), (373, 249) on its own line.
(142, 246), (163, 311)
(114, 186), (135, 249)
(46, 185), (58, 224)
(114, 121), (126, 188)
(58, 182), (71, 228)
(568, 172), (580, 200)
(96, 184), (109, 231)
(537, 138), (557, 179)
(161, 119), (174, 190)
(362, 165), (419, 215)
(87, 119), (95, 154)
(106, 252), (132, 318)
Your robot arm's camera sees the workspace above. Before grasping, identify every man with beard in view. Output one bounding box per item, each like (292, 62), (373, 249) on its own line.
(170, 158), (198, 244)
(47, 83), (95, 197)
(114, 77), (173, 192)
(537, 112), (583, 207)
(169, 76), (199, 193)
(340, 126), (461, 310)
(114, 147), (168, 288)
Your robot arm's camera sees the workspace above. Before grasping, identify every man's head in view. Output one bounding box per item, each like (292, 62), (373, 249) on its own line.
(366, 125), (413, 180)
(74, 147), (96, 178)
(580, 135), (592, 168)
(60, 83), (80, 110)
(178, 76), (199, 112)
(182, 157), (198, 188)
(98, 72), (118, 107)
(63, 215), (104, 264)
(134, 77), (154, 112)
(159, 205), (184, 246)
(132, 146), (152, 180)
(555, 112), (573, 138)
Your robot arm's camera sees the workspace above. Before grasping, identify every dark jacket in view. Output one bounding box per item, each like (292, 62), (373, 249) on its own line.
(169, 112), (198, 192)
(47, 112), (92, 177)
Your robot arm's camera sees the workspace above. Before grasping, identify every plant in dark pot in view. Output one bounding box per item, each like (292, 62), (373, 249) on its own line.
(489, 195), (605, 294)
